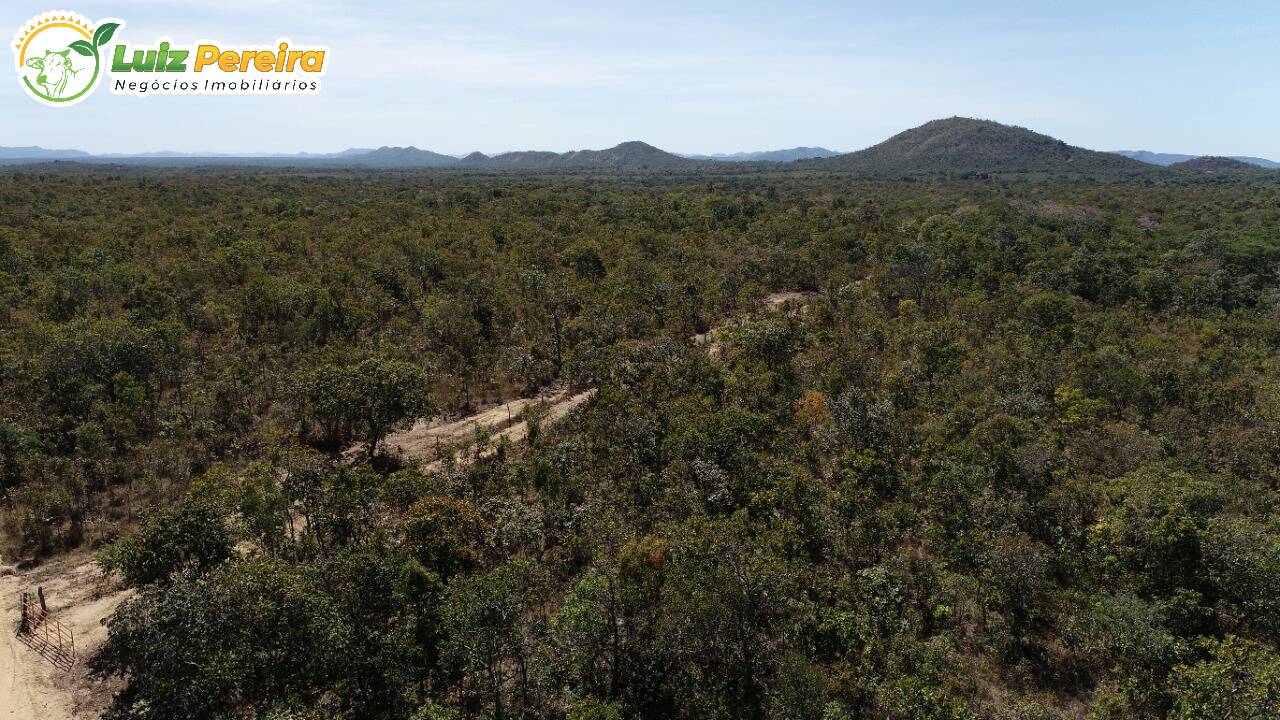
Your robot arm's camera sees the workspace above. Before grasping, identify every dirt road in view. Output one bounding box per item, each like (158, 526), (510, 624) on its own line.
(0, 557), (132, 720)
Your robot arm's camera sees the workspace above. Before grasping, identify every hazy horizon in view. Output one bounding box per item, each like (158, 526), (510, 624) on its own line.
(4, 134), (1280, 162)
(6, 1), (1280, 157)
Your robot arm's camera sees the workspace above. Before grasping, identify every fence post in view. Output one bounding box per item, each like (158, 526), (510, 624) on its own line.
(15, 590), (76, 670)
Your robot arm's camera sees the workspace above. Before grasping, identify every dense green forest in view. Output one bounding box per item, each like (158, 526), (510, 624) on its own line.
(2, 171), (1280, 719)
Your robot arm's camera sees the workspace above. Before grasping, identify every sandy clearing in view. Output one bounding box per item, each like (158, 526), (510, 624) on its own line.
(375, 387), (595, 470)
(762, 291), (819, 310)
(381, 396), (541, 462)
(480, 389), (595, 451)
(0, 555), (133, 720)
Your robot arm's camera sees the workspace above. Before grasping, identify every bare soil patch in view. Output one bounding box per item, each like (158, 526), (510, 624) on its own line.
(0, 555), (133, 720)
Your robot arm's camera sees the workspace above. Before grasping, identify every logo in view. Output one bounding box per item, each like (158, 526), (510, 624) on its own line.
(13, 11), (121, 106)
(13, 10), (327, 107)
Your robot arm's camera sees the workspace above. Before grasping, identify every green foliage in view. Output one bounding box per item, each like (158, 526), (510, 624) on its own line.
(441, 559), (548, 717)
(103, 556), (350, 720)
(3, 171), (1280, 719)
(1170, 637), (1280, 719)
(568, 697), (624, 720)
(399, 496), (485, 577)
(300, 356), (433, 453)
(409, 703), (459, 720)
(98, 492), (232, 587)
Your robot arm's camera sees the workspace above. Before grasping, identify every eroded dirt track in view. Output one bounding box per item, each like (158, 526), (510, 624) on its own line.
(379, 387), (595, 469)
(378, 291), (815, 469)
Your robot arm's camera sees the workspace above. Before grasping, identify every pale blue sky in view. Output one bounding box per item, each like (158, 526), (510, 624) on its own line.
(4, 0), (1280, 156)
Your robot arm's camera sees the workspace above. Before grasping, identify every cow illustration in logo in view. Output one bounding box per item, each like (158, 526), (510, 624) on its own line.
(13, 11), (121, 107)
(26, 47), (80, 97)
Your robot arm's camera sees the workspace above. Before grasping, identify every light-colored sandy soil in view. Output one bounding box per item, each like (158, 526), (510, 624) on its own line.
(762, 290), (819, 310)
(374, 387), (595, 469)
(0, 556), (133, 720)
(479, 389), (594, 450)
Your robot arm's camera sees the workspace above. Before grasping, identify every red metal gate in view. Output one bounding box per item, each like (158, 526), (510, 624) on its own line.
(17, 590), (76, 670)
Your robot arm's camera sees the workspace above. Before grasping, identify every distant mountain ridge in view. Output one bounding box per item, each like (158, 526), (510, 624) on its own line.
(0, 147), (377, 161)
(682, 147), (841, 162)
(0, 146), (91, 159)
(460, 141), (695, 170)
(3, 123), (1278, 178)
(0, 142), (695, 170)
(1116, 150), (1280, 169)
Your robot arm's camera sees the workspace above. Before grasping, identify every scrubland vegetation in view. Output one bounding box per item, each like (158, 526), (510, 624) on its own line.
(2, 170), (1280, 719)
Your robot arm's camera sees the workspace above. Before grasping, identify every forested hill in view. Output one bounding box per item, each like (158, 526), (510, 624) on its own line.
(346, 146), (462, 168)
(1171, 156), (1265, 174)
(813, 117), (1156, 179)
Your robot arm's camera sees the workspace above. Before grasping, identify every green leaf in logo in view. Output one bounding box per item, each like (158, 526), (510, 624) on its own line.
(69, 40), (95, 57)
(93, 22), (120, 47)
